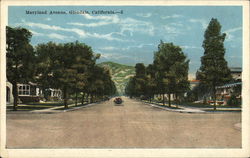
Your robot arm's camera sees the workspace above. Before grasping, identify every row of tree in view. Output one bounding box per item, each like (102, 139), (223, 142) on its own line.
(125, 41), (190, 107)
(125, 18), (234, 110)
(6, 26), (117, 110)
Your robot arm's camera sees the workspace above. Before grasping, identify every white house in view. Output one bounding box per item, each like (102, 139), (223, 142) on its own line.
(6, 81), (62, 104)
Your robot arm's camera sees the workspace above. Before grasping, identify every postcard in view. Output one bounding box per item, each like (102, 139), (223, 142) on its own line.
(0, 0), (249, 157)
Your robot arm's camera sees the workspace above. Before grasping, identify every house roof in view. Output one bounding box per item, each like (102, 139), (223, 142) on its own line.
(216, 82), (242, 89)
(230, 67), (242, 73)
(190, 80), (200, 83)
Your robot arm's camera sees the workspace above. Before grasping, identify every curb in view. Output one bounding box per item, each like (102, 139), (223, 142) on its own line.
(143, 101), (241, 114)
(149, 103), (206, 113)
(30, 101), (104, 114)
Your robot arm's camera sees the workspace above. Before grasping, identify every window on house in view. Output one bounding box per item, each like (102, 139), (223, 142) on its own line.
(18, 84), (30, 95)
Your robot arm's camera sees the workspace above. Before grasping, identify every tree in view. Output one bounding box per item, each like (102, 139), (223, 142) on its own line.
(197, 18), (232, 110)
(6, 26), (35, 110)
(87, 65), (116, 103)
(154, 41), (189, 107)
(35, 42), (61, 100)
(134, 63), (147, 97)
(35, 41), (98, 108)
(145, 64), (157, 102)
(125, 77), (136, 98)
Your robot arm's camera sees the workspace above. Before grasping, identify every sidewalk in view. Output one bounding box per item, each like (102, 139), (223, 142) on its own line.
(143, 101), (241, 113)
(7, 101), (101, 114)
(30, 102), (100, 114)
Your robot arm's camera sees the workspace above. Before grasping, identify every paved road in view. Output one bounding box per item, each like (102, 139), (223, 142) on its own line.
(6, 97), (241, 148)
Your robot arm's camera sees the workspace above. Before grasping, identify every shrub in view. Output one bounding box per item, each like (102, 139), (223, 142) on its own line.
(227, 95), (239, 106)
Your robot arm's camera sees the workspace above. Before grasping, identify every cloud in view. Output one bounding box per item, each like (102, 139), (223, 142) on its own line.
(30, 30), (71, 40)
(164, 26), (181, 34)
(99, 43), (154, 51)
(126, 43), (154, 50)
(189, 18), (208, 29)
(68, 14), (119, 27)
(20, 21), (88, 38)
(68, 21), (112, 27)
(90, 32), (128, 42)
(17, 21), (127, 41)
(181, 45), (202, 50)
(68, 14), (155, 36)
(136, 13), (152, 18)
(119, 17), (155, 36)
(161, 14), (183, 19)
(48, 33), (68, 40)
(98, 51), (132, 60)
(99, 46), (118, 51)
(30, 30), (44, 36)
(83, 14), (119, 22)
(31, 30), (70, 40)
(170, 22), (183, 27)
(225, 27), (242, 33)
(224, 27), (242, 41)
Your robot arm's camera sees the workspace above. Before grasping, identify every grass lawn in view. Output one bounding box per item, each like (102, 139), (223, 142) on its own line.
(54, 102), (89, 110)
(180, 102), (241, 109)
(7, 101), (65, 111)
(143, 99), (241, 109)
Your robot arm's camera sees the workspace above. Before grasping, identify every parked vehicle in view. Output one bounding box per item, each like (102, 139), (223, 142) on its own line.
(114, 97), (123, 105)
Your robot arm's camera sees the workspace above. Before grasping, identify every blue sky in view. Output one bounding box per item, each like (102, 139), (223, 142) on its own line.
(8, 6), (242, 79)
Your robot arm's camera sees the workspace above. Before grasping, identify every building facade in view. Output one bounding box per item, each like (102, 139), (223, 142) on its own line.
(6, 81), (62, 104)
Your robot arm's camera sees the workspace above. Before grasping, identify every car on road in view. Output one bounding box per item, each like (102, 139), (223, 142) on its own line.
(114, 97), (123, 105)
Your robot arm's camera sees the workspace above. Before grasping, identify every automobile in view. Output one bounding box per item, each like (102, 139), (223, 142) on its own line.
(114, 97), (123, 105)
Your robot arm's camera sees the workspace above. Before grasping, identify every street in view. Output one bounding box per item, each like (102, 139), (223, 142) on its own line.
(6, 97), (241, 148)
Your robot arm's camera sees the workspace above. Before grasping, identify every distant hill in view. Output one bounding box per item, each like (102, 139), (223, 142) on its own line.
(98, 61), (135, 95)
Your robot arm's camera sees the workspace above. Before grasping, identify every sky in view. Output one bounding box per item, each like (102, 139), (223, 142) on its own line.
(8, 6), (242, 79)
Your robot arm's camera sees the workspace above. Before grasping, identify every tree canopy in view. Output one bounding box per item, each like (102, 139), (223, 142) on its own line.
(125, 41), (189, 106)
(35, 41), (116, 108)
(197, 18), (232, 110)
(6, 26), (36, 110)
(7, 26), (117, 110)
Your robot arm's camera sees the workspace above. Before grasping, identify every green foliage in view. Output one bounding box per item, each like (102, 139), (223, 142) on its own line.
(125, 41), (189, 106)
(125, 77), (136, 97)
(35, 41), (116, 108)
(227, 95), (240, 106)
(154, 42), (190, 106)
(186, 83), (209, 102)
(6, 26), (36, 110)
(197, 18), (232, 110)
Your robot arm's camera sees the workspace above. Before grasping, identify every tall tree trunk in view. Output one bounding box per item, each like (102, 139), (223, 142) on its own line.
(63, 86), (68, 109)
(86, 93), (89, 103)
(81, 93), (85, 105)
(162, 93), (165, 106)
(213, 87), (217, 110)
(176, 93), (179, 108)
(75, 91), (78, 106)
(168, 93), (171, 107)
(12, 82), (18, 111)
(90, 93), (93, 103)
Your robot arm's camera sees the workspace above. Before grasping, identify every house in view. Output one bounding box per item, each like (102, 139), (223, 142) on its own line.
(6, 81), (62, 104)
(189, 67), (242, 104)
(6, 81), (13, 104)
(230, 67), (242, 81)
(215, 82), (241, 105)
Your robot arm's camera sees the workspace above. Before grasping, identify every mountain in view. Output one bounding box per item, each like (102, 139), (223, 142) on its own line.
(98, 61), (135, 95)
